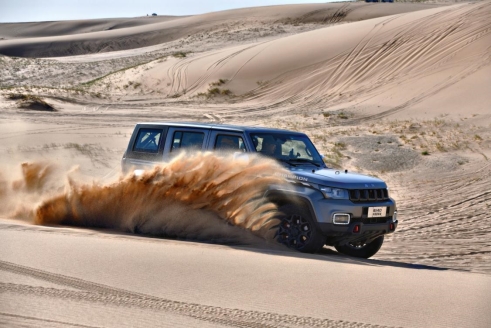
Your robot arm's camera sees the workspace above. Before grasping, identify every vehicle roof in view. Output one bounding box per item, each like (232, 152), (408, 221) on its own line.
(136, 121), (307, 135)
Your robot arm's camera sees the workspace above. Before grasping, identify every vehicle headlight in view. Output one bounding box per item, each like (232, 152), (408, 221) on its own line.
(318, 186), (349, 200)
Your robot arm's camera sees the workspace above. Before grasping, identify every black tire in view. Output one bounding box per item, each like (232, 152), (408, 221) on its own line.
(335, 236), (384, 259)
(276, 204), (326, 253)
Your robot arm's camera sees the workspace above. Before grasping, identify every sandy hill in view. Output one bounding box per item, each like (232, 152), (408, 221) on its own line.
(0, 16), (185, 38)
(91, 1), (490, 124)
(0, 2), (439, 57)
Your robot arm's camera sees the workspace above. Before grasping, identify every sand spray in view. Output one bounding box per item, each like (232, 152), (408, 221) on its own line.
(0, 152), (290, 245)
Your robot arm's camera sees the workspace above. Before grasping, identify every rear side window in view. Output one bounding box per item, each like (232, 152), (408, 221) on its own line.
(133, 128), (162, 153)
(171, 131), (204, 151)
(215, 135), (245, 152)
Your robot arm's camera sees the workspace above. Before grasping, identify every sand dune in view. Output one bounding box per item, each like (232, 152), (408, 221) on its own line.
(0, 2), (439, 57)
(87, 2), (490, 123)
(0, 16), (185, 38)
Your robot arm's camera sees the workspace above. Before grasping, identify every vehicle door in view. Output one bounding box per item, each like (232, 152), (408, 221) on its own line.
(209, 130), (250, 155)
(122, 124), (167, 173)
(163, 126), (211, 161)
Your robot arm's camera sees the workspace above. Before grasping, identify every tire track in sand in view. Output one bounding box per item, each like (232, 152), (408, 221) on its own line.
(377, 162), (491, 274)
(0, 261), (397, 328)
(0, 312), (101, 328)
(241, 2), (491, 119)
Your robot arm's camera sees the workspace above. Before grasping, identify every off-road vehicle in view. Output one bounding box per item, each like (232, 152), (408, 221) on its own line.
(122, 122), (398, 258)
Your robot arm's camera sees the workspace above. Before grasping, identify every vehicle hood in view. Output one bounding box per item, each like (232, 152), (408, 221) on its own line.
(281, 167), (387, 189)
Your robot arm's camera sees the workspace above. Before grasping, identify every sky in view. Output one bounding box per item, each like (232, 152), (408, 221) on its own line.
(0, 0), (351, 23)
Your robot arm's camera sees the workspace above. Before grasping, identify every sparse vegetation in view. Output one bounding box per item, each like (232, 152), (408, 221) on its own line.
(322, 141), (347, 168)
(337, 112), (349, 120)
(7, 93), (34, 101)
(334, 142), (346, 150)
(380, 118), (486, 155)
(210, 79), (227, 86)
(172, 51), (189, 58)
(208, 87), (220, 95)
(6, 93), (56, 111)
(78, 56), (166, 88)
(196, 80), (234, 99)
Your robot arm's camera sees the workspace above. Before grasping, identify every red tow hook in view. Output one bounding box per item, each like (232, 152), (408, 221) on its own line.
(389, 223), (395, 231)
(353, 225), (360, 233)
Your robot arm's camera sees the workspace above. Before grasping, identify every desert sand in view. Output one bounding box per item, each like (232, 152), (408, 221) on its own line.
(1, 1), (490, 327)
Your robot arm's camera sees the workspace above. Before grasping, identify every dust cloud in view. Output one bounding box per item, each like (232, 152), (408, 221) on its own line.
(0, 153), (291, 245)
(0, 161), (67, 221)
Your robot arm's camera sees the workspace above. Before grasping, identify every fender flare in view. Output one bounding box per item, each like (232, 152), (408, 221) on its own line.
(263, 190), (320, 227)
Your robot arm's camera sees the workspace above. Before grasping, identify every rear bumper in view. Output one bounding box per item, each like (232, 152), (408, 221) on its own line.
(318, 220), (398, 246)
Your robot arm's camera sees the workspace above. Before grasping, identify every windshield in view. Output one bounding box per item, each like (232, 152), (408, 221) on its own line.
(250, 132), (325, 167)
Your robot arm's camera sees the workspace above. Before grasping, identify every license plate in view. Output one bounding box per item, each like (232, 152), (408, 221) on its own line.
(368, 207), (387, 218)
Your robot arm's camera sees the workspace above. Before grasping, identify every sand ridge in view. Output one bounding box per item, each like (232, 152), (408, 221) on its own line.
(0, 2), (441, 57)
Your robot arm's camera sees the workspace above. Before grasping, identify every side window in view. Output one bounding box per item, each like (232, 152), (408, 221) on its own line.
(133, 128), (162, 153)
(215, 135), (245, 151)
(171, 131), (204, 151)
(251, 134), (279, 157)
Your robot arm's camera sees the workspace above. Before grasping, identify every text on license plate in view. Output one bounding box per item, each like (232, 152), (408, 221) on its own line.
(368, 207), (387, 218)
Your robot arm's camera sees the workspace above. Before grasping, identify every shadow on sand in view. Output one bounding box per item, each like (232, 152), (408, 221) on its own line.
(1, 219), (449, 273)
(230, 242), (451, 272)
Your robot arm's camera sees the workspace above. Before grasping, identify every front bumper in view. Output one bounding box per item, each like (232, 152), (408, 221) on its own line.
(319, 219), (398, 246)
(309, 196), (397, 224)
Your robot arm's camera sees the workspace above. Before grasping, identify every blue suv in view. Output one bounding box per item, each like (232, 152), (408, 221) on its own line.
(122, 122), (398, 258)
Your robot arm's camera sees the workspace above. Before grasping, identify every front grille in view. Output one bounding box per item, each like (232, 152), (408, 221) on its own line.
(349, 188), (389, 202)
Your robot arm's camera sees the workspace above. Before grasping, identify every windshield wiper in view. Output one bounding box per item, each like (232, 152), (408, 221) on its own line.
(286, 158), (322, 167)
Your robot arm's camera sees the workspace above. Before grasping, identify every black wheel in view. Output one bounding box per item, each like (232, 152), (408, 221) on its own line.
(276, 204), (326, 253)
(334, 236), (384, 259)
